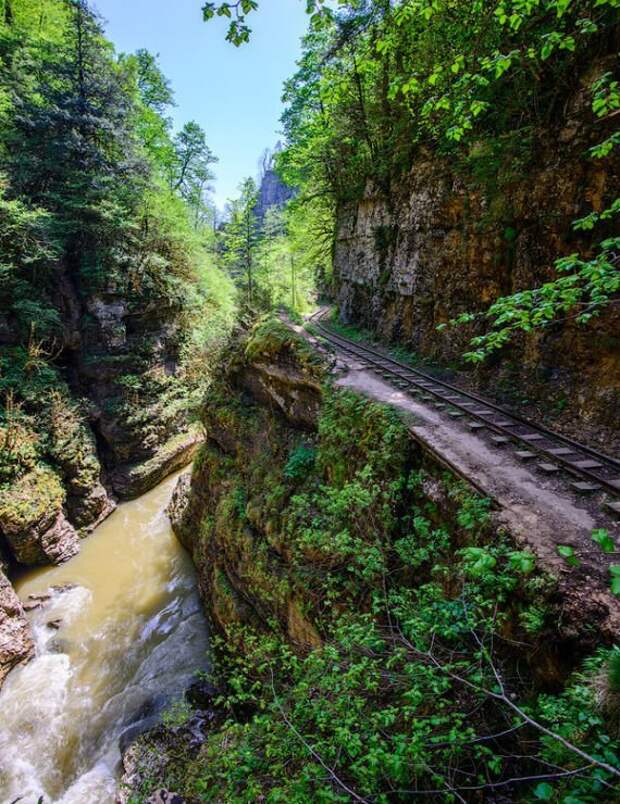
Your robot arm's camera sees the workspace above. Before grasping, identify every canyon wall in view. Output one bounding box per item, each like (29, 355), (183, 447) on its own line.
(65, 277), (202, 501)
(168, 318), (325, 645)
(0, 267), (201, 684)
(0, 272), (201, 570)
(333, 77), (620, 447)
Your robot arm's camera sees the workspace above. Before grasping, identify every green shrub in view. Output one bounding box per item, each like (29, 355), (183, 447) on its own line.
(283, 443), (316, 481)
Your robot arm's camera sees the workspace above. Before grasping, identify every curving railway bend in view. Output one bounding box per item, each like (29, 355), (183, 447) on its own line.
(309, 309), (620, 515)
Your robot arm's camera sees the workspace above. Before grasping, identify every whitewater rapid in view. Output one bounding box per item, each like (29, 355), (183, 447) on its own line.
(0, 470), (208, 803)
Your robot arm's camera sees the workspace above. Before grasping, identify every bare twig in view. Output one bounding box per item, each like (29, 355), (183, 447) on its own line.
(396, 627), (620, 781)
(268, 669), (370, 803)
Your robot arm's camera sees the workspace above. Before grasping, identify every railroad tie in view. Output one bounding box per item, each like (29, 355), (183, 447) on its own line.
(538, 462), (560, 474)
(571, 459), (603, 470)
(571, 482), (601, 494)
(605, 501), (620, 517)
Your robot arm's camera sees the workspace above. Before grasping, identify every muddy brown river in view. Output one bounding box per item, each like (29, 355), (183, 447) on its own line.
(0, 470), (208, 803)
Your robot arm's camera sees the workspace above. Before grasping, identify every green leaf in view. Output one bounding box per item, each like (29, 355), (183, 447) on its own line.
(610, 565), (620, 596)
(460, 547), (497, 577)
(533, 782), (554, 800)
(557, 545), (580, 567)
(508, 550), (536, 575)
(202, 2), (216, 20)
(592, 528), (616, 554)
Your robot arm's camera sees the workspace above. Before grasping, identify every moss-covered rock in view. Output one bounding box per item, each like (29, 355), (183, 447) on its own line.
(239, 316), (324, 429)
(110, 426), (203, 500)
(0, 466), (79, 564)
(45, 392), (115, 531)
(0, 357), (115, 562)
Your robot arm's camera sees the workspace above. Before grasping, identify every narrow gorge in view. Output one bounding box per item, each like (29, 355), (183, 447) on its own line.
(1, 1), (619, 803)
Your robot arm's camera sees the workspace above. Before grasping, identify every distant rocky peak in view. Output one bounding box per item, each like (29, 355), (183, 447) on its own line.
(254, 142), (295, 223)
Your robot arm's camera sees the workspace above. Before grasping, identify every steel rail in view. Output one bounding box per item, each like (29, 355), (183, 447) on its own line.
(309, 312), (620, 501)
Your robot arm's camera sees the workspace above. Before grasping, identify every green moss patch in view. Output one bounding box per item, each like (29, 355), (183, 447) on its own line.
(0, 466), (64, 533)
(245, 316), (325, 379)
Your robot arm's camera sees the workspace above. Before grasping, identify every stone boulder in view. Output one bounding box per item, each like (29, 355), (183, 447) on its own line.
(110, 428), (203, 500)
(0, 569), (34, 687)
(166, 473), (192, 550)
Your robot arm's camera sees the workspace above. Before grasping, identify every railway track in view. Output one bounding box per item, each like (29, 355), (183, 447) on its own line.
(308, 310), (620, 513)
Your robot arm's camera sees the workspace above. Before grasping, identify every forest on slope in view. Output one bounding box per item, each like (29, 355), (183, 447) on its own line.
(0, 0), (319, 579)
(124, 2), (620, 803)
(0, 0), (619, 802)
(0, 0), (230, 557)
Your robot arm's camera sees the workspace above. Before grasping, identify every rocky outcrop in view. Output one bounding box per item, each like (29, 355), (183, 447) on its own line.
(0, 569), (34, 686)
(0, 467), (79, 565)
(255, 143), (295, 223)
(333, 75), (620, 447)
(166, 473), (192, 550)
(255, 169), (294, 222)
(111, 427), (203, 500)
(76, 284), (194, 478)
(119, 705), (222, 804)
(238, 359), (322, 431)
(45, 395), (116, 532)
(168, 318), (325, 644)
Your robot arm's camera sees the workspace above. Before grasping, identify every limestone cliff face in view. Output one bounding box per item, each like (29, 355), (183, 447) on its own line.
(168, 318), (325, 646)
(69, 282), (199, 500)
(255, 168), (295, 222)
(333, 82), (620, 445)
(254, 144), (295, 223)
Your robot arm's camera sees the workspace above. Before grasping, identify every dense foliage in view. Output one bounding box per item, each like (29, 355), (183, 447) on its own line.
(127, 362), (620, 802)
(0, 0), (235, 489)
(208, 0), (620, 356)
(219, 175), (327, 314)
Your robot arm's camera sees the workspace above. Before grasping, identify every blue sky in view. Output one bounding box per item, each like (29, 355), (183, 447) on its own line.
(94, 0), (309, 208)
